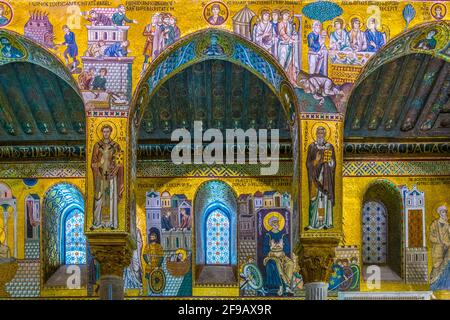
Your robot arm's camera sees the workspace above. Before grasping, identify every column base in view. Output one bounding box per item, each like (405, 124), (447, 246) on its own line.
(99, 275), (124, 300)
(305, 282), (328, 300)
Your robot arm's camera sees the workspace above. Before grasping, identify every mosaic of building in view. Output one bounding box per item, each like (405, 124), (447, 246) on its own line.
(0, 0), (448, 300)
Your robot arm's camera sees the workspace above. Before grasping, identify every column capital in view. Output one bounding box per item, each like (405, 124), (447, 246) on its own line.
(88, 233), (136, 277)
(294, 237), (340, 284)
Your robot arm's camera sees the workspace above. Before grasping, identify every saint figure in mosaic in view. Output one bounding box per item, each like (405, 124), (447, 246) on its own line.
(91, 124), (124, 230)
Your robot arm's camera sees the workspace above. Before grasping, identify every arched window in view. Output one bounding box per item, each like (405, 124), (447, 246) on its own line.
(362, 201), (387, 264)
(43, 183), (86, 283)
(206, 209), (230, 265)
(64, 208), (86, 264)
(361, 180), (403, 280)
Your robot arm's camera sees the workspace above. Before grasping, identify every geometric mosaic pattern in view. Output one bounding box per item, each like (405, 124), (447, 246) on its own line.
(342, 161), (450, 176)
(206, 210), (230, 265)
(137, 161), (294, 178)
(362, 201), (387, 264)
(6, 260), (40, 298)
(24, 240), (40, 260)
(65, 208), (86, 265)
(0, 162), (85, 178)
(0, 160), (448, 178)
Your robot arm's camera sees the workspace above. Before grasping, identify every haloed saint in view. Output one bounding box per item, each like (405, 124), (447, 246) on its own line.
(91, 124), (124, 230)
(306, 126), (336, 230)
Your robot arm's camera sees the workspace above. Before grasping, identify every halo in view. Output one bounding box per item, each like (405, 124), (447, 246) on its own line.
(348, 14), (364, 30)
(366, 16), (382, 31)
(259, 8), (271, 17)
(432, 202), (449, 217)
(263, 211), (285, 232)
(279, 8), (292, 17)
(0, 1), (14, 29)
(175, 248), (187, 260)
(203, 1), (229, 26)
(311, 122), (331, 142)
(95, 121), (118, 141)
(332, 17), (346, 27)
(431, 3), (446, 20)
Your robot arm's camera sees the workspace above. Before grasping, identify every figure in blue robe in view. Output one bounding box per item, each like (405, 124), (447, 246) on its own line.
(112, 5), (136, 26)
(60, 25), (79, 72)
(0, 15), (8, 26)
(62, 29), (78, 58)
(104, 41), (129, 57)
(262, 215), (295, 296)
(307, 22), (328, 76)
(161, 212), (173, 231)
(365, 30), (385, 52)
(164, 25), (176, 47)
(0, 37), (23, 58)
(365, 18), (385, 52)
(431, 261), (450, 291)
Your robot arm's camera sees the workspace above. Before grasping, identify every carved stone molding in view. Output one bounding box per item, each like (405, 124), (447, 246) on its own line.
(294, 237), (340, 284)
(88, 233), (135, 278)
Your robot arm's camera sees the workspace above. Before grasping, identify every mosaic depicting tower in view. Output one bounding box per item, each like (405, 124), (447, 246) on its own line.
(402, 185), (428, 284)
(24, 10), (55, 48)
(145, 190), (192, 250)
(80, 8), (134, 110)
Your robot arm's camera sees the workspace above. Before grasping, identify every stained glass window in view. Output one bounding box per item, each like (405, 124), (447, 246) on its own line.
(65, 208), (86, 264)
(362, 201), (387, 264)
(206, 210), (230, 264)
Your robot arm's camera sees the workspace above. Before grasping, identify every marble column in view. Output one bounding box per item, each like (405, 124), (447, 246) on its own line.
(305, 282), (328, 300)
(1, 204), (8, 247)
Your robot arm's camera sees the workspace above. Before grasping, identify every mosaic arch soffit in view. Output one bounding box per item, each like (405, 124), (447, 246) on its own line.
(0, 28), (82, 99)
(362, 178), (403, 207)
(43, 182), (85, 208)
(344, 21), (450, 139)
(352, 20), (450, 91)
(131, 28), (300, 127)
(194, 179), (238, 216)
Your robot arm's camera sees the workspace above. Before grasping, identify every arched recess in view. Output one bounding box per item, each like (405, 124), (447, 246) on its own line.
(131, 28), (299, 127)
(130, 27), (303, 247)
(42, 183), (87, 285)
(345, 21), (450, 139)
(194, 180), (238, 285)
(0, 29), (85, 143)
(362, 179), (403, 281)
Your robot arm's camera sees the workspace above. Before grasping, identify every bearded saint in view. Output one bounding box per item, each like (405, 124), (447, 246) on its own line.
(306, 126), (335, 230)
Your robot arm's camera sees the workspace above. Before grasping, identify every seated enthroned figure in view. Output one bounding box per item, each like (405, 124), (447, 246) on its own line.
(329, 18), (350, 51)
(263, 215), (295, 296)
(365, 18), (386, 52)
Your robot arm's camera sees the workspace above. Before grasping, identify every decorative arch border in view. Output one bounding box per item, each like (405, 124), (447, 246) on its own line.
(42, 182), (85, 281)
(130, 28), (299, 128)
(0, 28), (81, 99)
(352, 21), (450, 90)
